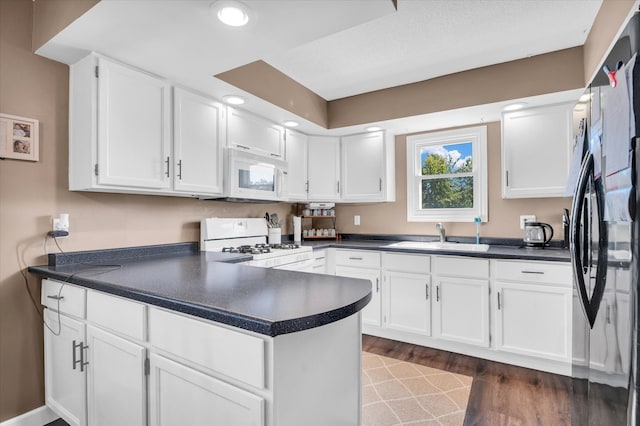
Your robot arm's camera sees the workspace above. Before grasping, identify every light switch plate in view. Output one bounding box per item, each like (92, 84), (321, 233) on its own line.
(354, 215), (361, 226)
(519, 215), (536, 229)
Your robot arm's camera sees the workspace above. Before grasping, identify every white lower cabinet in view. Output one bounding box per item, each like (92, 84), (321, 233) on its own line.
(432, 276), (490, 347)
(44, 279), (362, 426)
(493, 282), (571, 361)
(335, 266), (381, 326)
(385, 271), (431, 335)
(381, 253), (431, 335)
(432, 256), (490, 348)
(85, 325), (146, 426)
(493, 260), (572, 364)
(334, 249), (382, 326)
(44, 309), (87, 426)
(149, 354), (264, 426)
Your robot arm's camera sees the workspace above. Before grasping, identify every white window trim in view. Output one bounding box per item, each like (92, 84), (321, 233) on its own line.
(406, 125), (488, 222)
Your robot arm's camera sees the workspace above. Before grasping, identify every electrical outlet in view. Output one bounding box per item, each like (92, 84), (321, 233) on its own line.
(519, 215), (536, 229)
(354, 215), (361, 226)
(52, 213), (70, 238)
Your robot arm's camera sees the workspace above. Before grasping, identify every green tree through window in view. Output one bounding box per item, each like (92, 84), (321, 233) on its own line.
(421, 144), (473, 209)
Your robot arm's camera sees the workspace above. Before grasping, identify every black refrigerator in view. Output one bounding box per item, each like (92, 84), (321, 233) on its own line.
(569, 12), (640, 426)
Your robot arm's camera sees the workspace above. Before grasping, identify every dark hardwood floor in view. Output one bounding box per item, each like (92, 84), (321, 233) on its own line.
(362, 335), (575, 426)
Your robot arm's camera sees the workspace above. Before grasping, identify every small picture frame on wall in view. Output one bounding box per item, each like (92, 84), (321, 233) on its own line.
(0, 113), (39, 161)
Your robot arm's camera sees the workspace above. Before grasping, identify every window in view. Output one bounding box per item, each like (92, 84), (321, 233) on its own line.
(406, 126), (488, 222)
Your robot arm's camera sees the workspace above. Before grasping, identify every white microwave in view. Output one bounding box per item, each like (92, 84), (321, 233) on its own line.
(225, 147), (288, 201)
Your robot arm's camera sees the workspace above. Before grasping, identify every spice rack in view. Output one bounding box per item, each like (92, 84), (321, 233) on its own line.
(301, 204), (337, 240)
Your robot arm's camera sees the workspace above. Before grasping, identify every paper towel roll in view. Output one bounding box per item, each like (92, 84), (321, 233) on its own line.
(293, 216), (302, 243)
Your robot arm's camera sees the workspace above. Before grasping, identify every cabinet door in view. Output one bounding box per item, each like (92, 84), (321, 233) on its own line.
(44, 309), (87, 426)
(86, 325), (146, 426)
(307, 136), (340, 201)
(433, 277), (489, 347)
(285, 129), (308, 201)
(494, 282), (572, 362)
(97, 57), (171, 189)
(173, 88), (224, 195)
(227, 107), (284, 158)
(335, 266), (381, 326)
(149, 354), (264, 426)
(341, 131), (385, 201)
(501, 103), (572, 198)
(384, 271), (431, 335)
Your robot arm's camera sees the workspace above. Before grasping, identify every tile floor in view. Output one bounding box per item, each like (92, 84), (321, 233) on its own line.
(362, 351), (472, 426)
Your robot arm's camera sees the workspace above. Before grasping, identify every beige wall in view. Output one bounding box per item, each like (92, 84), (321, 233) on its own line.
(0, 0), (293, 420)
(336, 122), (571, 239)
(32, 0), (99, 52)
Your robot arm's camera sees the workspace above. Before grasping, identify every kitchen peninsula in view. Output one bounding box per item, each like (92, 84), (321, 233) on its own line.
(29, 243), (371, 426)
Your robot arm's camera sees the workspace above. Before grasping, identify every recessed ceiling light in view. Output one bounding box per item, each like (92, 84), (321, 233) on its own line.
(213, 1), (250, 27)
(223, 95), (245, 105)
(282, 121), (299, 128)
(366, 126), (382, 132)
(503, 102), (527, 111)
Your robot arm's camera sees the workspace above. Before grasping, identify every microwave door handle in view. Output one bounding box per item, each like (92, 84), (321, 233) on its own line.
(276, 169), (284, 198)
(570, 152), (595, 327)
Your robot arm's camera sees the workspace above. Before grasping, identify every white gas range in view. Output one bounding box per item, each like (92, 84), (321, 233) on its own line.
(200, 218), (313, 271)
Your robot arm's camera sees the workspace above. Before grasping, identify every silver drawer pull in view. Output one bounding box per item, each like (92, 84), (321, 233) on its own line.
(521, 270), (544, 275)
(47, 295), (65, 300)
(348, 257), (363, 261)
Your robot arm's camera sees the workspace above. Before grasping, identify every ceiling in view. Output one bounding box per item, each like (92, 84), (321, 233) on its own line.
(37, 0), (603, 135)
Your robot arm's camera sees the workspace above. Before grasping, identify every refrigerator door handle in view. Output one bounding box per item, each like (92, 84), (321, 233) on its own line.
(570, 151), (609, 329)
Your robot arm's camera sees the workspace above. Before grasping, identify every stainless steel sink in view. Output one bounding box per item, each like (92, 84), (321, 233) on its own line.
(385, 241), (490, 252)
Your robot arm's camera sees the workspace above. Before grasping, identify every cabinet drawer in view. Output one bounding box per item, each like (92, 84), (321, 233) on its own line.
(382, 253), (430, 274)
(494, 260), (571, 286)
(148, 307), (265, 389)
(433, 256), (489, 279)
(335, 250), (380, 268)
(41, 279), (86, 318)
(87, 290), (146, 341)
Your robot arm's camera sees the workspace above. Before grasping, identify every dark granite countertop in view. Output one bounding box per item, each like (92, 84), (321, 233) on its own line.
(301, 237), (571, 262)
(29, 243), (372, 337)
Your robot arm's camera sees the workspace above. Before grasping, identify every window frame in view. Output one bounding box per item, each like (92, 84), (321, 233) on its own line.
(406, 125), (488, 222)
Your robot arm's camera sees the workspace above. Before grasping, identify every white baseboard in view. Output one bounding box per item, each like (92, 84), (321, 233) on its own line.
(0, 406), (59, 426)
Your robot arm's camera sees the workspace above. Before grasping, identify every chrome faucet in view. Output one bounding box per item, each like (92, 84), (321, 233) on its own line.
(436, 223), (446, 242)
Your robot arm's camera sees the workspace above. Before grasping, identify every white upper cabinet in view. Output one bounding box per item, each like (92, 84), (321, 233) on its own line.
(69, 54), (173, 194)
(173, 88), (225, 196)
(285, 129), (309, 201)
(96, 56), (171, 189)
(341, 131), (387, 201)
(307, 136), (341, 201)
(227, 107), (285, 159)
(501, 102), (573, 198)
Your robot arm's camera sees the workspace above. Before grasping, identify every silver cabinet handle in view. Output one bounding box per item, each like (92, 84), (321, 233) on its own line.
(348, 257), (363, 261)
(305, 181), (309, 193)
(521, 270), (545, 275)
(606, 304), (611, 324)
(47, 295), (64, 300)
(270, 153), (281, 157)
(436, 285), (440, 302)
(337, 181), (340, 194)
(236, 144), (250, 150)
(177, 160), (182, 180)
(165, 157), (170, 177)
(375, 278), (379, 293)
(425, 284), (429, 300)
(379, 178), (382, 192)
(72, 340), (89, 372)
(497, 292), (502, 310)
(506, 170), (509, 187)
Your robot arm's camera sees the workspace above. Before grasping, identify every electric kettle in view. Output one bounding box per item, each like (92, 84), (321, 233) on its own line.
(523, 222), (554, 247)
